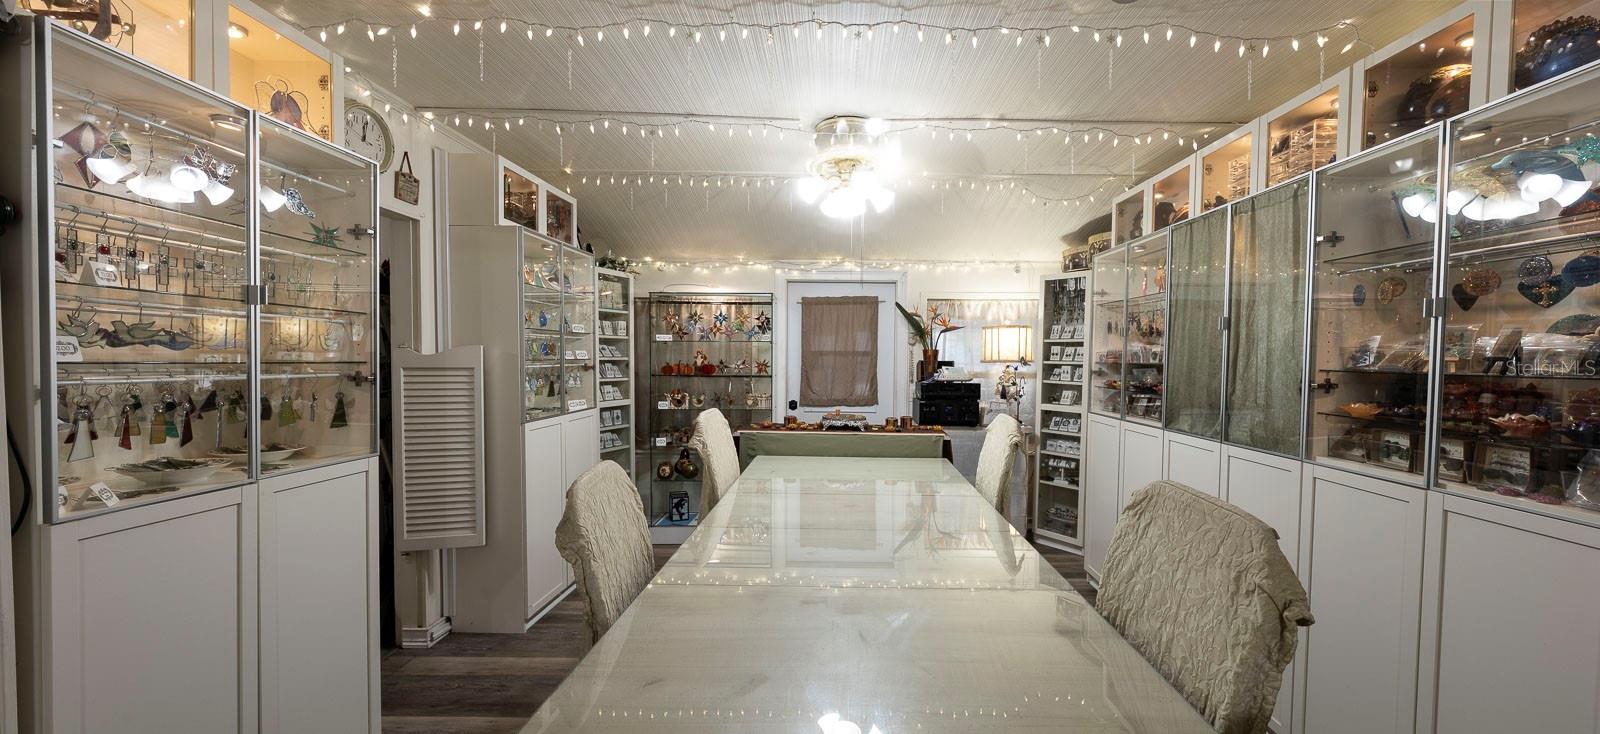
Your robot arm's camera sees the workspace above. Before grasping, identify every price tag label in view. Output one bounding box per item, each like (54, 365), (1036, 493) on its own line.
(654, 437), (668, 447)
(656, 401), (670, 410)
(89, 261), (121, 286)
(563, 351), (575, 360)
(54, 335), (83, 363)
(567, 399), (587, 411)
(655, 334), (673, 342)
(351, 324), (366, 342)
(574, 350), (589, 360)
(88, 482), (120, 508)
(570, 324), (588, 333)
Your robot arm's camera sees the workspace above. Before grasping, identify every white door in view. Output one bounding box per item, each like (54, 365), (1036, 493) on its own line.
(784, 281), (897, 422)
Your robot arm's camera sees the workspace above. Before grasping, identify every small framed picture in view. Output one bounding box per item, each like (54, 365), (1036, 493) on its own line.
(1480, 444), (1532, 492)
(1049, 345), (1062, 361)
(1437, 437), (1470, 483)
(1050, 324), (1062, 339)
(1375, 430), (1416, 471)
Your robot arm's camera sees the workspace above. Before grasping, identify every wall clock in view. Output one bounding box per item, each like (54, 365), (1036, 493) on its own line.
(343, 100), (394, 172)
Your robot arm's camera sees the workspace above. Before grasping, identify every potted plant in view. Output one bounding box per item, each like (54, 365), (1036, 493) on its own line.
(896, 303), (962, 380)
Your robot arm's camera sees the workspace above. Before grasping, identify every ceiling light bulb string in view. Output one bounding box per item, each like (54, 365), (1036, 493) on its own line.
(417, 111), (1214, 150)
(311, 14), (1368, 58)
(637, 258), (1059, 273)
(564, 170), (1120, 207)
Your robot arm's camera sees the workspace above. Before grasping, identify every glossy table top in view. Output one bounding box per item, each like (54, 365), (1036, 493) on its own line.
(524, 457), (1211, 732)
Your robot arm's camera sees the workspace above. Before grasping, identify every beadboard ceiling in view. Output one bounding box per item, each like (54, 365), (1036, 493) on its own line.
(262, 0), (1459, 263)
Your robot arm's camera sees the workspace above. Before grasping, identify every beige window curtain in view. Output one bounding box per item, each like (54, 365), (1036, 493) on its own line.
(800, 296), (879, 407)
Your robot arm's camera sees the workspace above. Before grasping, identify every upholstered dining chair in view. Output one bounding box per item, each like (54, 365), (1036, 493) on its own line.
(1098, 480), (1314, 734)
(555, 460), (655, 643)
(689, 408), (740, 513)
(974, 413), (1023, 518)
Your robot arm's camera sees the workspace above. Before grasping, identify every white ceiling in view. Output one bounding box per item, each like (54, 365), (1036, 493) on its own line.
(261, 0), (1461, 263)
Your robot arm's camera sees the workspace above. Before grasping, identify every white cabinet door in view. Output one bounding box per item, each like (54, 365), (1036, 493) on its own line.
(1084, 416), (1122, 581)
(1119, 422), (1164, 511)
(1164, 433), (1221, 496)
(1300, 465), (1425, 734)
(259, 461), (378, 734)
(1426, 494), (1600, 734)
(525, 421), (567, 617)
(1221, 446), (1303, 571)
(563, 411), (601, 487)
(46, 489), (253, 734)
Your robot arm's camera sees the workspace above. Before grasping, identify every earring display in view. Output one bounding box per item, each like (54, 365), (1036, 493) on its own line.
(13, 28), (378, 521)
(1037, 271), (1091, 548)
(645, 292), (773, 533)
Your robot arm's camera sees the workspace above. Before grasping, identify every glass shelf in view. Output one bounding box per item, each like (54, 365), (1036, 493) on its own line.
(1307, 127), (1441, 485)
(1090, 245), (1128, 418)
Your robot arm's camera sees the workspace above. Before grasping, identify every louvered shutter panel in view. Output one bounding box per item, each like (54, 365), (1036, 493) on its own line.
(392, 346), (487, 550)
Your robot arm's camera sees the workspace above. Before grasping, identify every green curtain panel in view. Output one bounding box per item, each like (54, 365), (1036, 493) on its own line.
(1226, 179), (1310, 456)
(1165, 210), (1229, 439)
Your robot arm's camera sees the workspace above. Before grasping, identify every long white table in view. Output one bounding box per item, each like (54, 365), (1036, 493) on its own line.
(523, 456), (1212, 732)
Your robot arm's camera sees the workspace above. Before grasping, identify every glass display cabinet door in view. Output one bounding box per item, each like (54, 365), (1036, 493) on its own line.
(1268, 90), (1341, 187)
(1442, 65), (1600, 514)
(255, 117), (377, 475)
(1307, 128), (1441, 484)
(1153, 166), (1192, 229)
(228, 6), (334, 143)
(502, 163), (540, 231)
(1227, 177), (1311, 456)
(562, 245), (596, 412)
(1114, 190), (1147, 244)
(46, 28), (253, 519)
(1508, 1), (1600, 94)
(32, 0), (196, 79)
(1202, 134), (1254, 212)
(546, 188), (577, 246)
(1090, 247), (1128, 418)
(1124, 235), (1169, 424)
(1165, 210), (1228, 440)
(1360, 15), (1474, 150)
(522, 237), (563, 421)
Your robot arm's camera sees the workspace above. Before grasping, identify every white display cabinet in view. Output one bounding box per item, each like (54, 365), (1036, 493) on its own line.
(1034, 272), (1089, 549)
(596, 267), (635, 478)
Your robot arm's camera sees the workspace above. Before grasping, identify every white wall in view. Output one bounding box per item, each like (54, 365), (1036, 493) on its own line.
(631, 262), (1058, 300)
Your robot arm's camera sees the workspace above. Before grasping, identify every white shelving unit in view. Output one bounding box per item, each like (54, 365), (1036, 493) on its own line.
(1033, 271), (1091, 549)
(596, 268), (635, 478)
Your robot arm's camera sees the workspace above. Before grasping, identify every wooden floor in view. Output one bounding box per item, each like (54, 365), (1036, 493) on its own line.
(382, 543), (1094, 733)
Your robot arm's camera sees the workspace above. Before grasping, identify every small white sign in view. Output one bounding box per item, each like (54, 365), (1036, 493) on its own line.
(351, 324), (365, 342)
(567, 399), (587, 411)
(656, 401), (670, 410)
(54, 335), (83, 362)
(654, 437), (668, 447)
(654, 334), (673, 342)
(88, 482), (120, 508)
(563, 351), (575, 361)
(570, 324), (588, 333)
(89, 261), (121, 286)
(574, 350), (589, 360)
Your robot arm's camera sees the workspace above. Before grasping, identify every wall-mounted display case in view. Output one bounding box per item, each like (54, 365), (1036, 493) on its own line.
(1508, 1), (1600, 94)
(1036, 272), (1089, 548)
(1201, 133), (1254, 211)
(228, 5), (334, 142)
(1124, 235), (1169, 424)
(1439, 65), (1600, 518)
(27, 0), (195, 79)
(1268, 88), (1341, 187)
(596, 268), (635, 477)
(1090, 246), (1128, 418)
(1165, 209), (1228, 440)
(447, 154), (579, 245)
(643, 293), (773, 532)
(1307, 128), (1441, 484)
(1360, 15), (1475, 151)
(1226, 176), (1311, 456)
(4, 24), (377, 522)
(1153, 165), (1192, 230)
(1113, 188), (1148, 244)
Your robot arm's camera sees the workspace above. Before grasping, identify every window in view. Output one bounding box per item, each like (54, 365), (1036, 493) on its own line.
(799, 296), (878, 406)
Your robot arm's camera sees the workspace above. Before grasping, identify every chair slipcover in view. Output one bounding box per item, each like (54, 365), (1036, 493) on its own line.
(1098, 480), (1314, 734)
(689, 408), (740, 513)
(973, 413), (1023, 518)
(555, 460), (655, 642)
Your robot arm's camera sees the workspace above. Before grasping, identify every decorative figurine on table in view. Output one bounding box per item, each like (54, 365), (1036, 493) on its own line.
(996, 363), (1025, 419)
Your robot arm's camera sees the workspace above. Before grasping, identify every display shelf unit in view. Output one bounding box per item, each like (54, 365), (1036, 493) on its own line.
(1307, 126), (1442, 487)
(1200, 127), (1256, 212)
(1351, 5), (1489, 152)
(1266, 85), (1343, 187)
(1124, 234), (1169, 424)
(1502, 0), (1600, 96)
(1035, 272), (1089, 548)
(643, 292), (774, 540)
(1090, 244), (1128, 418)
(5, 23), (378, 523)
(1435, 64), (1600, 521)
(596, 268), (635, 478)
(0, 20), (382, 733)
